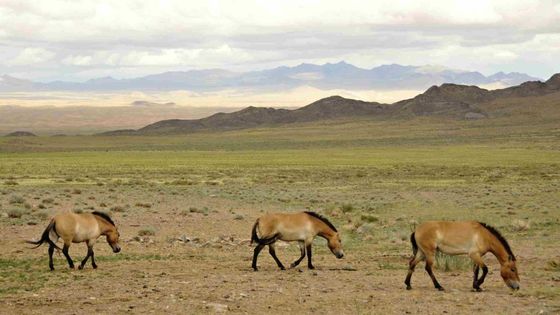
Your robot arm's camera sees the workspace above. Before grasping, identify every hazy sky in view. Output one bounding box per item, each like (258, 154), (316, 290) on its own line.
(1, 0), (559, 82)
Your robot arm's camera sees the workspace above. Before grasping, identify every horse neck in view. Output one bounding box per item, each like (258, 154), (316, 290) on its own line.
(486, 231), (510, 265)
(315, 221), (335, 239)
(96, 218), (114, 235)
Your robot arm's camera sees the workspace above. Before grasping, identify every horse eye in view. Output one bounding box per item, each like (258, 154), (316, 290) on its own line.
(511, 268), (515, 272)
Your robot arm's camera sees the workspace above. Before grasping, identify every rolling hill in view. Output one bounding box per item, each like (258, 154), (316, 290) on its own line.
(99, 73), (560, 136)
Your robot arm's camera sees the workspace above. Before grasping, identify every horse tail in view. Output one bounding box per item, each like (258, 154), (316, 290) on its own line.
(410, 232), (418, 256)
(251, 219), (280, 245)
(26, 219), (61, 250)
(251, 219), (260, 245)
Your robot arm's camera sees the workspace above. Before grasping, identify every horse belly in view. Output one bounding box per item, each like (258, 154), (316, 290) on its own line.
(277, 223), (312, 242)
(72, 225), (99, 243)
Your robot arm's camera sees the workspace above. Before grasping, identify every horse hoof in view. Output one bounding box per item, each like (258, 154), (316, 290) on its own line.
(437, 287), (445, 291)
(472, 288), (482, 292)
(308, 266), (315, 270)
(406, 286), (412, 290)
(92, 265), (97, 269)
(78, 265), (84, 270)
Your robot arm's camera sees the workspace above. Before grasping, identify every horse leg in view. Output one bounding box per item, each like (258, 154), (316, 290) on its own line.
(90, 246), (97, 269)
(472, 265), (480, 291)
(79, 242), (93, 270)
(425, 253), (444, 291)
(62, 243), (74, 269)
(290, 241), (306, 268)
(306, 244), (315, 269)
(252, 244), (265, 271)
(469, 253), (488, 291)
(268, 243), (285, 270)
(405, 251), (425, 290)
(48, 244), (55, 271)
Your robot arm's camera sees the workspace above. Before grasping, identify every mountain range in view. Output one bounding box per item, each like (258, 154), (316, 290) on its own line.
(0, 62), (540, 92)
(99, 73), (560, 136)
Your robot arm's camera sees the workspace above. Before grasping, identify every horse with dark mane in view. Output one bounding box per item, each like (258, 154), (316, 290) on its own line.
(251, 211), (344, 271)
(405, 221), (520, 291)
(27, 211), (121, 270)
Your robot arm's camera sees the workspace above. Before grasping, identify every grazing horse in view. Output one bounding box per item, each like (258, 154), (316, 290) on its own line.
(251, 211), (344, 271)
(404, 221), (520, 291)
(27, 211), (121, 270)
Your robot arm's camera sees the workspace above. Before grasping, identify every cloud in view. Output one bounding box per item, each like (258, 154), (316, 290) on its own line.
(6, 47), (55, 66)
(0, 0), (558, 81)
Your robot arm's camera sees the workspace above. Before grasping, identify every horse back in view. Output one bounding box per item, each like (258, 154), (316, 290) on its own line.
(415, 221), (486, 253)
(258, 212), (315, 241)
(53, 212), (100, 242)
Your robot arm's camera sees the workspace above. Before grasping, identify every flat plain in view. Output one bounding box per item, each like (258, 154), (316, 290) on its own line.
(1, 116), (559, 314)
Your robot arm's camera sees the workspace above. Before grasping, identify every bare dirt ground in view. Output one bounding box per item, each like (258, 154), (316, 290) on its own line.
(1, 188), (559, 315)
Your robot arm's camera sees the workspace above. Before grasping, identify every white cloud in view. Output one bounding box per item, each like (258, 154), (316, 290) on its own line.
(0, 0), (558, 80)
(6, 47), (55, 66)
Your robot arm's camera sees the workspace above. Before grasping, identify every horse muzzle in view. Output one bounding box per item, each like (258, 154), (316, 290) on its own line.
(335, 251), (344, 259)
(113, 246), (121, 253)
(508, 281), (520, 290)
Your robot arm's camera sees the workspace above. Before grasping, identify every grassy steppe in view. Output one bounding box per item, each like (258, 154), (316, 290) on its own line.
(0, 117), (559, 314)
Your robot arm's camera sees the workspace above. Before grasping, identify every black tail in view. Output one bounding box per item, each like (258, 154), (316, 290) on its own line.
(410, 232), (418, 256)
(251, 220), (260, 245)
(251, 219), (280, 245)
(26, 220), (61, 250)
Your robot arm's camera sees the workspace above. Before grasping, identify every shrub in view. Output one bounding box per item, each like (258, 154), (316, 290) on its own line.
(341, 203), (355, 213)
(42, 198), (54, 204)
(360, 214), (379, 223)
(511, 219), (530, 232)
(435, 252), (472, 272)
(138, 227), (156, 236)
(135, 202), (152, 208)
(4, 180), (18, 186)
(9, 195), (25, 204)
(7, 209), (25, 218)
(72, 189), (82, 195)
(110, 205), (127, 212)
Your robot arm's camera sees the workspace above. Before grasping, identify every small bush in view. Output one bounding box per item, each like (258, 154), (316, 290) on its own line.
(360, 214), (379, 223)
(138, 227), (156, 236)
(42, 198), (54, 204)
(111, 205), (126, 212)
(511, 219), (530, 232)
(341, 203), (355, 213)
(4, 180), (18, 186)
(72, 189), (82, 195)
(135, 202), (152, 208)
(9, 195), (25, 204)
(435, 252), (472, 272)
(36, 211), (49, 220)
(7, 209), (25, 218)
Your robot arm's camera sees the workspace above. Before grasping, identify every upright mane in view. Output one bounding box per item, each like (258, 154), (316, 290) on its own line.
(479, 222), (515, 260)
(305, 211), (338, 232)
(92, 211), (116, 227)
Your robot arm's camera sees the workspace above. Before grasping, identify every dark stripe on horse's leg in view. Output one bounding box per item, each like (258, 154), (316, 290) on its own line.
(291, 242), (306, 268)
(473, 265), (480, 291)
(268, 245), (285, 270)
(91, 247), (97, 269)
(425, 258), (443, 291)
(405, 254), (421, 290)
(79, 246), (93, 270)
(252, 244), (265, 271)
(476, 265), (488, 287)
(306, 244), (315, 269)
(48, 244), (55, 271)
(62, 244), (74, 269)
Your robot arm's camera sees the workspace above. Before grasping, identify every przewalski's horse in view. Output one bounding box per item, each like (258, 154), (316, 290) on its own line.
(27, 211), (121, 270)
(251, 211), (344, 271)
(405, 221), (520, 291)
